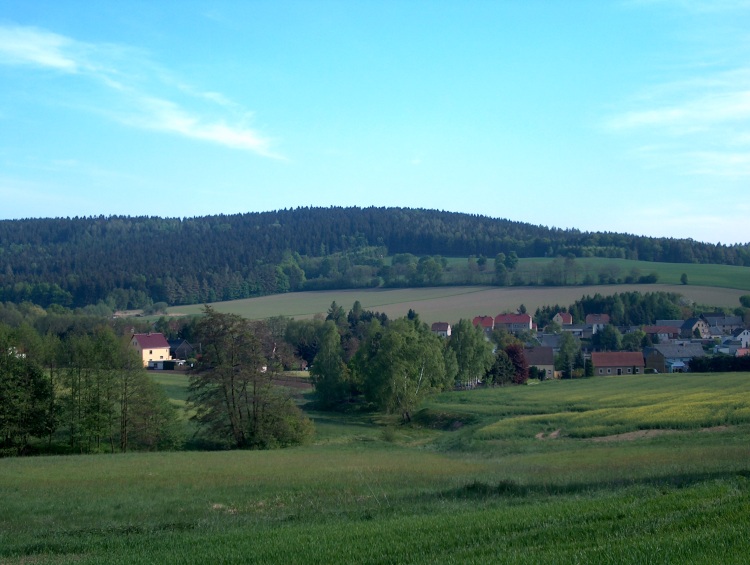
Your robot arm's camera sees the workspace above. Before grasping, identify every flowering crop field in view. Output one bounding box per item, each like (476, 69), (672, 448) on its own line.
(1, 374), (748, 564)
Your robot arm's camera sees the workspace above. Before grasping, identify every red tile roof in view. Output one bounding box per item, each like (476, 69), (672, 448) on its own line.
(586, 314), (610, 325)
(494, 313), (532, 325)
(591, 351), (644, 368)
(132, 333), (170, 349)
(555, 312), (573, 324)
(472, 316), (495, 328)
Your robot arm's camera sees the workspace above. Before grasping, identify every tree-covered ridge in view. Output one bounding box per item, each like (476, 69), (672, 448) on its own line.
(1, 207), (748, 309)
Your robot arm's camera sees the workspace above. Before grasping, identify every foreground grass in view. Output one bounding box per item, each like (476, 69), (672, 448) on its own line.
(2, 374), (749, 564)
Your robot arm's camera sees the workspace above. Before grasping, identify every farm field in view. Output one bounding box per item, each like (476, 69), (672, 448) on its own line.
(1, 373), (749, 564)
(441, 256), (750, 290)
(166, 283), (748, 324)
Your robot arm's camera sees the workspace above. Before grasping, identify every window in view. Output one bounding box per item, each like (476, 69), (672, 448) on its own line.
(627, 368), (632, 374)
(607, 369), (611, 374)
(149, 350), (153, 354)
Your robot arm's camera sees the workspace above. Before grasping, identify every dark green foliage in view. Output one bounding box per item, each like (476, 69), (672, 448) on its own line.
(447, 319), (494, 387)
(740, 295), (750, 308)
(689, 355), (750, 373)
(353, 317), (454, 421)
(569, 291), (683, 326)
(555, 332), (581, 379)
(0, 208), (748, 309)
(310, 322), (351, 409)
(593, 324), (623, 352)
(0, 331), (54, 455)
(188, 307), (313, 449)
(486, 350), (515, 386)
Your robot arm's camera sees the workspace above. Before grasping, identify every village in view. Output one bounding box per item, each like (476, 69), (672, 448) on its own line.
(426, 311), (750, 378)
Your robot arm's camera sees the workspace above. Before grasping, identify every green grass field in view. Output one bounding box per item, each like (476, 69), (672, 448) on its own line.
(167, 283), (747, 324)
(2, 373), (749, 564)
(162, 256), (750, 324)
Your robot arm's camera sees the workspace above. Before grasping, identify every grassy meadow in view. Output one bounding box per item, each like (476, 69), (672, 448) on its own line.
(160, 255), (750, 324)
(2, 373), (749, 564)
(166, 283), (747, 324)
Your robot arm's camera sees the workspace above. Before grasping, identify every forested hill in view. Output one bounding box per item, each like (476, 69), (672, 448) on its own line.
(1, 207), (748, 309)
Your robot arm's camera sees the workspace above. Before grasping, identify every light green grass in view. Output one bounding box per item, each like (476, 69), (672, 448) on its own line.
(517, 257), (750, 290)
(2, 373), (750, 563)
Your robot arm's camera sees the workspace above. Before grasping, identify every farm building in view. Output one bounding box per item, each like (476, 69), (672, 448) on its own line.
(643, 343), (706, 373)
(494, 313), (533, 333)
(591, 351), (644, 376)
(524, 346), (555, 379)
(553, 312), (572, 326)
(472, 316), (495, 336)
(130, 332), (172, 367)
(430, 322), (452, 338)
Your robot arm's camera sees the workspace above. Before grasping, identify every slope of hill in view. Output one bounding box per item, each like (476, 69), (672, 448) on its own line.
(1, 207), (748, 309)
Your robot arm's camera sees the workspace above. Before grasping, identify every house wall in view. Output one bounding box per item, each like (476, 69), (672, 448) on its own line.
(595, 365), (643, 376)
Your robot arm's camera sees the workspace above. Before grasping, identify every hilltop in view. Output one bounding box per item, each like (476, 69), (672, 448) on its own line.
(1, 207), (748, 309)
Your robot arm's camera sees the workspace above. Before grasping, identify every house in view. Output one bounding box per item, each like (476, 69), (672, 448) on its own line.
(168, 339), (195, 361)
(524, 347), (555, 379)
(553, 312), (572, 326)
(561, 324), (586, 338)
(643, 343), (706, 373)
(538, 333), (563, 353)
(130, 333), (172, 367)
(591, 351), (644, 376)
(472, 316), (495, 336)
(655, 319), (685, 328)
(731, 328), (750, 348)
(494, 313), (533, 333)
(431, 322), (452, 338)
(702, 314), (743, 335)
(642, 325), (681, 342)
(585, 314), (610, 334)
(680, 318), (710, 339)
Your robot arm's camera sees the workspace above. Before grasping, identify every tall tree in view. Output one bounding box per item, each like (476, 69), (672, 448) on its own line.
(188, 306), (312, 449)
(356, 318), (453, 422)
(448, 319), (494, 388)
(0, 328), (54, 455)
(310, 322), (351, 409)
(504, 343), (529, 385)
(486, 350), (515, 386)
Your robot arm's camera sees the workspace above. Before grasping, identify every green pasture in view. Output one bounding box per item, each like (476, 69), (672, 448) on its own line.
(167, 283), (747, 324)
(517, 256), (750, 290)
(2, 373), (750, 563)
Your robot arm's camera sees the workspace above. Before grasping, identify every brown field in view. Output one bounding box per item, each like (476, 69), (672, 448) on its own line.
(167, 284), (747, 324)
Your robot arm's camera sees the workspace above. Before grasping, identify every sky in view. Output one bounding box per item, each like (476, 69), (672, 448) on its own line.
(1, 1), (749, 245)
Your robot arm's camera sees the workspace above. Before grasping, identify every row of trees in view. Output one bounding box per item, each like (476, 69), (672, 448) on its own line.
(290, 304), (531, 421)
(0, 324), (180, 456)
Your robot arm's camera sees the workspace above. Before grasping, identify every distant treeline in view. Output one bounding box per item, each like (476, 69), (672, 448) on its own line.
(1, 207), (748, 309)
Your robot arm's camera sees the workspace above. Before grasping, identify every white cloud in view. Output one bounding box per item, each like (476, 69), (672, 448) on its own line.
(0, 23), (279, 158)
(605, 67), (750, 177)
(0, 25), (78, 71)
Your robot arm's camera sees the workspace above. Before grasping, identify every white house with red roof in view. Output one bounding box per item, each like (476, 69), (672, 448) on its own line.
(553, 312), (572, 326)
(130, 332), (172, 367)
(494, 313), (533, 333)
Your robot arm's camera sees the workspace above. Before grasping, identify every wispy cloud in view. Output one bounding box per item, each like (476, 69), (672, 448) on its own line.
(0, 23), (280, 158)
(605, 67), (750, 177)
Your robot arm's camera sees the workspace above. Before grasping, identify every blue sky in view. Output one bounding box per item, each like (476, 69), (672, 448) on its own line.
(1, 1), (749, 244)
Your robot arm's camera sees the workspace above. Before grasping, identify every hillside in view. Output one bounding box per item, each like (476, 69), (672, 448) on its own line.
(1, 207), (748, 309)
